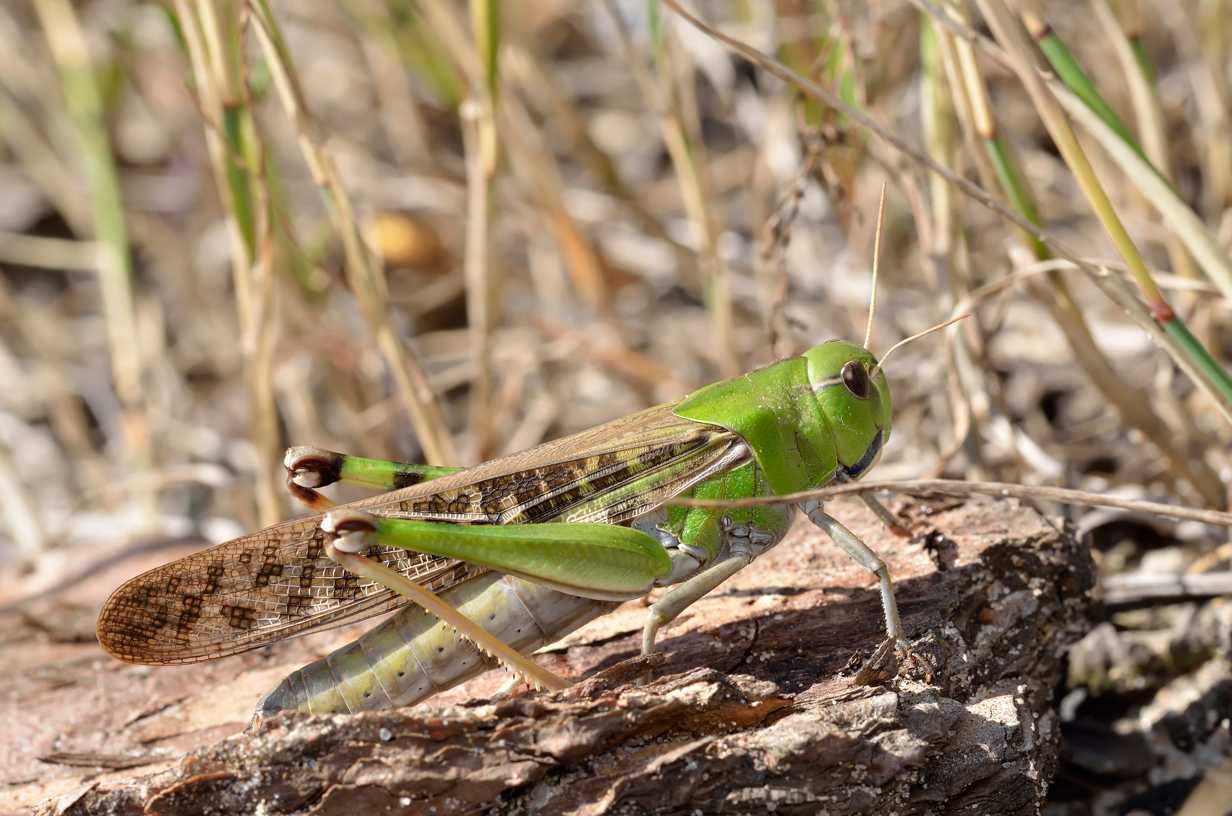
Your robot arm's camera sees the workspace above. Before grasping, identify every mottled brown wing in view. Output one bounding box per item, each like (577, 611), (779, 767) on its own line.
(95, 516), (485, 664)
(97, 405), (742, 665)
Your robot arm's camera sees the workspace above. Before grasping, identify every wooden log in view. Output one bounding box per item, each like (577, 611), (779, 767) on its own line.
(10, 495), (1093, 815)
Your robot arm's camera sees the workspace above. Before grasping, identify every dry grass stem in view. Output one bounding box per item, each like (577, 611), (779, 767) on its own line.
(249, 0), (458, 466)
(676, 478), (1232, 529)
(461, 98), (495, 460)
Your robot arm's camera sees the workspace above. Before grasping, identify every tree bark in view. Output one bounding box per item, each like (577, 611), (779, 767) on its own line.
(11, 495), (1093, 816)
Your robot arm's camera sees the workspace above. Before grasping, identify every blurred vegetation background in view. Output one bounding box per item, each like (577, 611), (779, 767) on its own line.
(1, 1), (1230, 812)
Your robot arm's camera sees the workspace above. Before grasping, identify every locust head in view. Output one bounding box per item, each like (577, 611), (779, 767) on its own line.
(804, 340), (891, 481)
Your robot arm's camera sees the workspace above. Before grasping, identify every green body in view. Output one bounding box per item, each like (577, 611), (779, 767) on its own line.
(99, 340), (895, 714)
(263, 341), (892, 712)
(665, 343), (890, 561)
(329, 341), (892, 599)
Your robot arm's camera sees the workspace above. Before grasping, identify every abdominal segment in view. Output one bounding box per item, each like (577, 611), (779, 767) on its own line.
(258, 573), (616, 714)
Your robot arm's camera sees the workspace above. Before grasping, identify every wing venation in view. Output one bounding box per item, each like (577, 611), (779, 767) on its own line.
(97, 405), (739, 664)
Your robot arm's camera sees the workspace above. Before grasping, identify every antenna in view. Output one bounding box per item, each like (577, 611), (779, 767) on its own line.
(871, 313), (971, 379)
(864, 183), (887, 350)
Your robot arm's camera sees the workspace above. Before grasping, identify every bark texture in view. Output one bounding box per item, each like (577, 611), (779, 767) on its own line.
(8, 496), (1093, 815)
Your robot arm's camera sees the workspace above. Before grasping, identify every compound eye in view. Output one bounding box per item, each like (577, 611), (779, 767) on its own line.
(841, 360), (872, 400)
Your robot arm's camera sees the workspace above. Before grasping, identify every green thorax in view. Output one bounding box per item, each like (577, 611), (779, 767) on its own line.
(665, 459), (792, 551)
(672, 356), (838, 496)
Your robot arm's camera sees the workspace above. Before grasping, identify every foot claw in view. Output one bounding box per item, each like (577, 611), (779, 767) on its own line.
(853, 637), (927, 686)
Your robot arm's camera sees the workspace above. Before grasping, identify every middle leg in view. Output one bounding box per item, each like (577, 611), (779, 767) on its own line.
(641, 553), (751, 655)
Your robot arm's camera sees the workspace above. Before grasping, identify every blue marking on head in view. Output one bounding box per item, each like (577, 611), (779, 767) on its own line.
(842, 428), (883, 479)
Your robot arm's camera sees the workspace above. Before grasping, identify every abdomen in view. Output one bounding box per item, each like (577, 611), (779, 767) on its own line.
(258, 573), (615, 714)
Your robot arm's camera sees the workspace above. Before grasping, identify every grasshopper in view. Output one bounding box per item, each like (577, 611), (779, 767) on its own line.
(96, 337), (915, 715)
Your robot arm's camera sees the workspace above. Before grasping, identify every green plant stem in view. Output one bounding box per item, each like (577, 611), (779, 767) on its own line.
(221, 103), (258, 255)
(1090, 0), (1198, 287)
(1164, 319), (1232, 397)
(171, 0), (285, 526)
(1026, 17), (1144, 161)
(984, 136), (1047, 259)
(975, 0), (1232, 415)
(943, 12), (1225, 507)
(33, 0), (153, 520)
(913, 0), (1232, 300)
